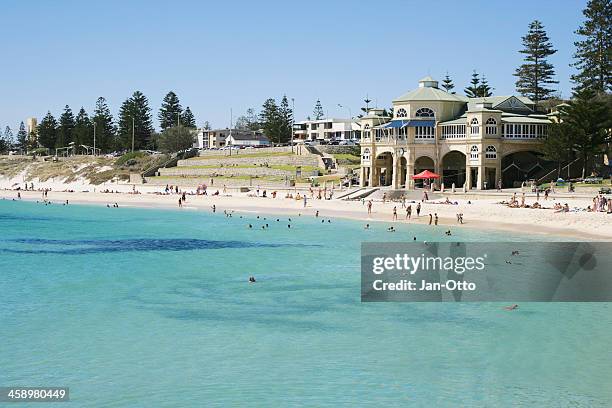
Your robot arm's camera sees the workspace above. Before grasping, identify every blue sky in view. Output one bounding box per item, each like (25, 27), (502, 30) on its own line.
(1, 0), (587, 132)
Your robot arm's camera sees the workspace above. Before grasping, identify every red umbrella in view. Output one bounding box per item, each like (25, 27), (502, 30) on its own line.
(412, 170), (440, 180)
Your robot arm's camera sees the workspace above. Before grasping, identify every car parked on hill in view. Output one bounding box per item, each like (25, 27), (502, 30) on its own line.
(339, 140), (356, 146)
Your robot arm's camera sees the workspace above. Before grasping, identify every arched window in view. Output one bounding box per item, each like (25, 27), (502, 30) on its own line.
(470, 118), (480, 135)
(363, 124), (370, 139)
(470, 145), (479, 160)
(415, 107), (435, 118)
(396, 108), (407, 118)
(362, 148), (371, 161)
(485, 117), (497, 135)
(485, 145), (497, 159)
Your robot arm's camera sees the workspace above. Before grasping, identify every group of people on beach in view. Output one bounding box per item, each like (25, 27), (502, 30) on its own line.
(589, 194), (612, 213)
(504, 191), (612, 214)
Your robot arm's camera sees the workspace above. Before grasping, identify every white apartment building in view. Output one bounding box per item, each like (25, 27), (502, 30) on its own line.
(293, 118), (361, 142)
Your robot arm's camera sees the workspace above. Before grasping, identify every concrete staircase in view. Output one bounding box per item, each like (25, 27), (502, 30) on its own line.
(145, 147), (326, 187)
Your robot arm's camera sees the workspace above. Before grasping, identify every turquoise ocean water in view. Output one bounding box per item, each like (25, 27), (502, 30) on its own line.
(0, 199), (611, 407)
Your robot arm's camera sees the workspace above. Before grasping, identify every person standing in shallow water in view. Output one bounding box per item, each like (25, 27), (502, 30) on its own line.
(416, 202), (421, 217)
(392, 206), (397, 221)
(367, 200), (372, 215)
(428, 214), (432, 225)
(434, 213), (438, 225)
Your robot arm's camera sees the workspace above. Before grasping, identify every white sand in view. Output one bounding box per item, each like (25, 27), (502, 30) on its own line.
(1, 176), (610, 241)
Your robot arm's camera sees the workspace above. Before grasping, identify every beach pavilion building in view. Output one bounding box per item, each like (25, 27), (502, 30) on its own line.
(359, 76), (551, 190)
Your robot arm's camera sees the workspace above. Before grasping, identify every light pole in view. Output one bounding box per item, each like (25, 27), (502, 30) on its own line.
(93, 121), (97, 156)
(229, 108), (233, 157)
(338, 104), (353, 140)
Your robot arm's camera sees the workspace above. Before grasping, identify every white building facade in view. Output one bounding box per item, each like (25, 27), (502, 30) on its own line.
(293, 118), (360, 142)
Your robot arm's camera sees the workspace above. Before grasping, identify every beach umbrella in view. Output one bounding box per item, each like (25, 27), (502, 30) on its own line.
(412, 170), (441, 180)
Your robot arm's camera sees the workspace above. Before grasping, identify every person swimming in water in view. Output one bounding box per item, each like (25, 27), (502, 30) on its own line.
(504, 304), (518, 310)
(249, 276), (256, 283)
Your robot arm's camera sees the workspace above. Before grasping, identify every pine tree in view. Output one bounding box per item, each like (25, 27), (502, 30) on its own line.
(313, 99), (324, 120)
(571, 0), (612, 93)
(37, 112), (59, 150)
(278, 95), (293, 143)
(92, 97), (116, 152)
(234, 116), (250, 130)
(158, 91), (183, 130)
(561, 89), (611, 177)
(4, 126), (14, 146)
(465, 71), (494, 97)
(157, 125), (195, 153)
(464, 71), (481, 97)
(57, 105), (76, 148)
(73, 108), (92, 148)
(540, 121), (572, 179)
(441, 73), (456, 93)
(245, 108), (260, 131)
(181, 107), (196, 128)
(0, 127), (9, 153)
(478, 75), (493, 97)
(514, 20), (559, 105)
(260, 98), (281, 144)
(118, 91), (154, 151)
(17, 121), (27, 151)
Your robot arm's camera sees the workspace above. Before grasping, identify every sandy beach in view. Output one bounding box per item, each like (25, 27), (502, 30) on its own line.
(1, 177), (610, 240)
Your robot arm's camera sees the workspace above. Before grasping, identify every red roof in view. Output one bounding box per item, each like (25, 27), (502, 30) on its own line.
(412, 170), (440, 179)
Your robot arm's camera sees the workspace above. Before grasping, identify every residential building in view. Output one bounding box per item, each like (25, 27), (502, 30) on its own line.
(226, 132), (270, 147)
(360, 76), (552, 190)
(195, 128), (269, 149)
(293, 118), (361, 142)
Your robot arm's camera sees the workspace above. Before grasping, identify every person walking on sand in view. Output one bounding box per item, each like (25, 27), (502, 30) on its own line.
(406, 205), (412, 220)
(303, 195), (307, 208)
(367, 200), (372, 215)
(416, 202), (421, 217)
(392, 206), (397, 221)
(178, 197), (182, 208)
(382, 192), (387, 203)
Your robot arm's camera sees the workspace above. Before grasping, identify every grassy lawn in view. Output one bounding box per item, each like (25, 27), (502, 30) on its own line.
(177, 164), (322, 173)
(188, 152), (295, 160)
(151, 175), (288, 182)
(332, 153), (361, 165)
